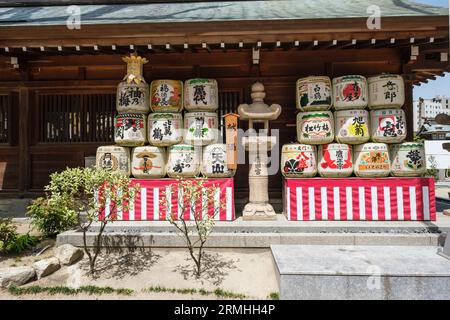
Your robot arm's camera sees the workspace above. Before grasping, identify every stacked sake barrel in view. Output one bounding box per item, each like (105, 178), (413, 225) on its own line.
(182, 79), (235, 179)
(281, 74), (425, 178)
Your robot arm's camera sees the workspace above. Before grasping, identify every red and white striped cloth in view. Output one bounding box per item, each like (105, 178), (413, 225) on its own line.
(284, 177), (436, 221)
(105, 178), (235, 221)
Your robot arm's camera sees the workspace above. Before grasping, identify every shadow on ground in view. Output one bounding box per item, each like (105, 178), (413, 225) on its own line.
(173, 252), (240, 286)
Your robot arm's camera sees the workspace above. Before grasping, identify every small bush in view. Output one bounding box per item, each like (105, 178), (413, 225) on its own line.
(0, 218), (17, 250)
(0, 218), (39, 254)
(27, 196), (77, 236)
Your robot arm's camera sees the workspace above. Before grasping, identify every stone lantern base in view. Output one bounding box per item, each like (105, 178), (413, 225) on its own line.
(242, 202), (277, 221)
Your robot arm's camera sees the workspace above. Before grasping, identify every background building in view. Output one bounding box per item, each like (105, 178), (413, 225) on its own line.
(414, 96), (450, 132)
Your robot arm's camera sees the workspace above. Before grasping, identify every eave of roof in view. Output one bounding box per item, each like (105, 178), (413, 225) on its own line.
(0, 0), (447, 27)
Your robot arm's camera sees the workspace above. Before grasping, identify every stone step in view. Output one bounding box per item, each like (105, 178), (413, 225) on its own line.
(57, 230), (443, 248)
(271, 245), (450, 300)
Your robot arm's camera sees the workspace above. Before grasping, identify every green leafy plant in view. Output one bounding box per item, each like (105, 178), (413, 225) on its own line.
(160, 178), (223, 277)
(44, 167), (139, 274)
(0, 218), (17, 251)
(8, 285), (133, 296)
(0, 218), (39, 254)
(27, 195), (77, 236)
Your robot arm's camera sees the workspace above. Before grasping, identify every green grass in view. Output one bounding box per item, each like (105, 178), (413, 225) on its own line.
(8, 285), (134, 296)
(144, 285), (248, 299)
(268, 292), (280, 300)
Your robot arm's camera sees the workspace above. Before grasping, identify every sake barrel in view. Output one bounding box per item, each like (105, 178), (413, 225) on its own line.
(354, 143), (390, 177)
(150, 79), (183, 113)
(296, 111), (334, 145)
(296, 76), (332, 111)
(116, 82), (150, 113)
(184, 112), (218, 146)
(334, 109), (370, 145)
(318, 144), (353, 178)
(147, 113), (183, 147)
(166, 144), (201, 178)
(131, 146), (166, 178)
(96, 145), (131, 176)
(281, 143), (317, 178)
(390, 142), (425, 177)
(332, 75), (368, 110)
(368, 74), (405, 109)
(201, 143), (236, 178)
(370, 109), (407, 143)
(114, 113), (147, 147)
(184, 78), (218, 112)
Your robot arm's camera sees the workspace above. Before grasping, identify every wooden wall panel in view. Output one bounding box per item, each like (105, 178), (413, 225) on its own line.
(0, 147), (19, 190)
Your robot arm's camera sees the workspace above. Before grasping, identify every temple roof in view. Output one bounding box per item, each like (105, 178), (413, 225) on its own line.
(0, 0), (448, 26)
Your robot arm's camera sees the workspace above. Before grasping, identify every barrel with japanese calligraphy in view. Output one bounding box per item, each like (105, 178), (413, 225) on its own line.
(96, 145), (131, 176)
(390, 142), (425, 177)
(184, 112), (219, 146)
(166, 144), (201, 178)
(368, 74), (405, 109)
(296, 76), (332, 111)
(318, 144), (353, 178)
(281, 144), (317, 178)
(334, 109), (370, 145)
(296, 111), (334, 145)
(332, 75), (368, 110)
(131, 146), (166, 178)
(147, 113), (183, 147)
(150, 79), (183, 113)
(184, 78), (218, 112)
(370, 108), (407, 143)
(114, 113), (147, 147)
(354, 143), (390, 177)
(201, 143), (236, 178)
(116, 82), (150, 114)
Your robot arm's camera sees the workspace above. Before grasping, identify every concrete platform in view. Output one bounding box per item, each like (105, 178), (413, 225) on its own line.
(271, 245), (450, 300)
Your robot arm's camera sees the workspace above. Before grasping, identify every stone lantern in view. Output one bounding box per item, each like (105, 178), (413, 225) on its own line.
(238, 82), (282, 220)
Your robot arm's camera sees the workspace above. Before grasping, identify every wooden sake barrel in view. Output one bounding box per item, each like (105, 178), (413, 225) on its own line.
(150, 79), (183, 113)
(147, 113), (183, 147)
(334, 109), (370, 145)
(114, 113), (147, 147)
(354, 143), (390, 177)
(296, 76), (332, 111)
(116, 82), (149, 113)
(166, 144), (201, 178)
(332, 75), (368, 110)
(390, 142), (426, 177)
(184, 78), (218, 112)
(281, 143), (317, 178)
(296, 111), (334, 145)
(201, 143), (236, 178)
(184, 112), (218, 146)
(318, 143), (353, 178)
(131, 146), (166, 178)
(368, 74), (405, 109)
(370, 109), (407, 143)
(96, 145), (131, 176)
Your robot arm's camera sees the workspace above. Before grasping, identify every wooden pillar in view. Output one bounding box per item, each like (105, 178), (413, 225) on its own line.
(404, 80), (414, 141)
(18, 87), (30, 193)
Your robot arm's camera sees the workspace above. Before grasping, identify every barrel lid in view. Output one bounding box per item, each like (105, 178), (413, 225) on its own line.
(148, 112), (182, 119)
(132, 146), (165, 154)
(168, 144), (196, 151)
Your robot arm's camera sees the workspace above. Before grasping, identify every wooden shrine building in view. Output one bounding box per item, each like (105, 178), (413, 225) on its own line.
(0, 0), (448, 212)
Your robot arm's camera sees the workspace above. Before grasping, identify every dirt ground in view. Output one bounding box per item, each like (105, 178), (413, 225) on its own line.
(1, 220), (279, 300)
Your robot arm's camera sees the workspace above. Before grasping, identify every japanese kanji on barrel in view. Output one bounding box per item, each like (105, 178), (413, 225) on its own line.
(281, 143), (317, 178)
(390, 142), (426, 177)
(96, 145), (131, 176)
(332, 75), (368, 110)
(370, 109), (407, 143)
(318, 143), (353, 178)
(201, 143), (236, 178)
(131, 146), (166, 178)
(296, 76), (332, 111)
(166, 144), (201, 178)
(354, 143), (390, 177)
(184, 78), (219, 112)
(296, 111), (334, 145)
(184, 112), (219, 146)
(334, 109), (370, 145)
(147, 113), (183, 147)
(150, 79), (183, 113)
(114, 113), (147, 147)
(368, 74), (405, 109)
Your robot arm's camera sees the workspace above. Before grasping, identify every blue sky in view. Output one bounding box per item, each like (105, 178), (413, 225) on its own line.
(410, 1), (449, 99)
